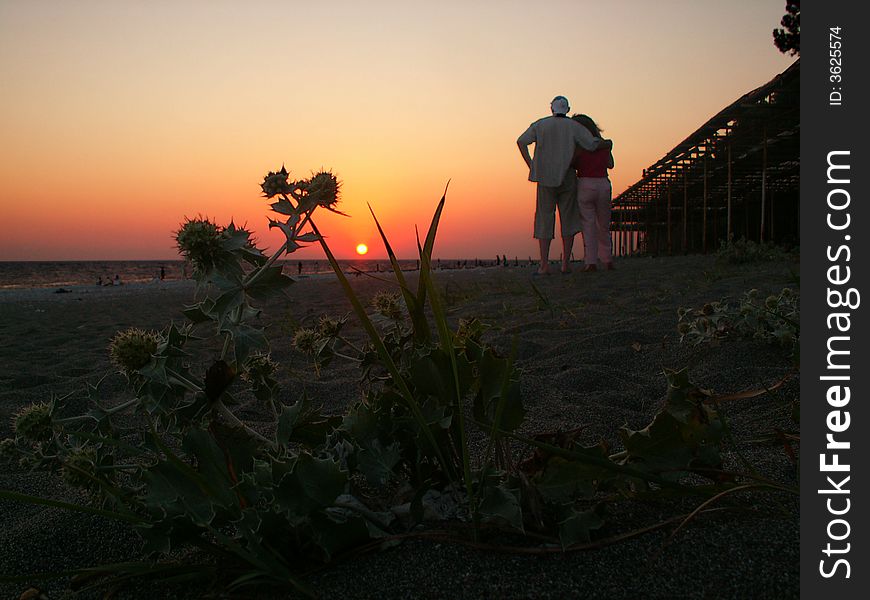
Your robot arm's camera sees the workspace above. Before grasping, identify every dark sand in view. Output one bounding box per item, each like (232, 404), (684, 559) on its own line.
(0, 255), (799, 599)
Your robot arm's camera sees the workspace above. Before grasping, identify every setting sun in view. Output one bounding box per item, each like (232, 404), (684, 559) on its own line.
(355, 243), (368, 255)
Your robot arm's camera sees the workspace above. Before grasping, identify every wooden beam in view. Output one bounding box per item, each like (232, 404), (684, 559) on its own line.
(760, 126), (767, 242)
(703, 155), (708, 253)
(727, 143), (733, 240)
(682, 173), (688, 253)
(668, 184), (674, 255)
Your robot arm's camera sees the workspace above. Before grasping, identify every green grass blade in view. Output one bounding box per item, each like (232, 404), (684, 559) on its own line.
(415, 183), (448, 304)
(368, 203), (430, 343)
(0, 490), (146, 524)
(206, 526), (314, 597)
(0, 567), (101, 584)
(70, 562), (216, 595)
(415, 192), (475, 518)
(311, 217), (455, 481)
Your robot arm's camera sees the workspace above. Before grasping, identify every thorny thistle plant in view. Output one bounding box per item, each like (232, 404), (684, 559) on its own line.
(174, 217), (224, 275)
(12, 401), (55, 442)
(678, 287), (799, 361)
(371, 290), (404, 321)
(240, 352), (279, 382)
(260, 165), (295, 198)
(302, 170), (341, 211)
(292, 327), (321, 355)
(3, 166), (354, 595)
(61, 446), (102, 492)
(0, 166), (798, 597)
(109, 328), (160, 376)
(317, 315), (346, 339)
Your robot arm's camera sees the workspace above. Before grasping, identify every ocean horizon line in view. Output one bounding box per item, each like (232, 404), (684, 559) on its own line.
(0, 257), (506, 263)
(0, 257), (535, 290)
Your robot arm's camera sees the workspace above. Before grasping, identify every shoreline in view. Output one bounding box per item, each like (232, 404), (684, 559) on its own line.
(0, 261), (555, 303)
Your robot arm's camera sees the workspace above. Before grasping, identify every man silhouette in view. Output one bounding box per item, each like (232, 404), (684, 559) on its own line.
(517, 96), (611, 274)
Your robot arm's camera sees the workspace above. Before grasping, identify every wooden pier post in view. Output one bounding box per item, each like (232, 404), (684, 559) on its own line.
(727, 143), (733, 241)
(760, 127), (767, 243)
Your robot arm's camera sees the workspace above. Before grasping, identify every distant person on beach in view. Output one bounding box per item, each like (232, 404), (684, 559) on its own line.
(160, 266), (165, 280)
(113, 274), (122, 286)
(571, 114), (615, 272)
(517, 96), (612, 275)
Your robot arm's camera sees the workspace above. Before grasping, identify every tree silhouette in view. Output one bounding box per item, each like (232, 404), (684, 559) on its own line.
(773, 1), (800, 56)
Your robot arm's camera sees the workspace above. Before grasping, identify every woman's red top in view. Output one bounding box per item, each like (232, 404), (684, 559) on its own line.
(572, 147), (610, 178)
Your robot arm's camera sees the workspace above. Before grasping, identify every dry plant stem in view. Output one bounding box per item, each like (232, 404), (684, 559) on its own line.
(649, 482), (796, 568)
(317, 508), (733, 568)
(708, 371), (794, 403)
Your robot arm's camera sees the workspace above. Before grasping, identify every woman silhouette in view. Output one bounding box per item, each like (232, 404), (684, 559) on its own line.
(572, 114), (615, 271)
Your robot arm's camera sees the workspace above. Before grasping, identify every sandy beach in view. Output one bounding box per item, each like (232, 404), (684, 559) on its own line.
(0, 254), (799, 599)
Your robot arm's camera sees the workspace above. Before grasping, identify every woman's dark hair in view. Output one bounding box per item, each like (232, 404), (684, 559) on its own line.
(571, 113), (602, 138)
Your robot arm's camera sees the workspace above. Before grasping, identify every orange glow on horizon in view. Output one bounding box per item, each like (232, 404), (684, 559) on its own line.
(0, 2), (795, 261)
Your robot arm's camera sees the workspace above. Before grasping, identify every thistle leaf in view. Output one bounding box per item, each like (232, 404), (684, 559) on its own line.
(478, 484), (523, 531)
(558, 506), (604, 547)
(274, 453), (347, 516)
(356, 440), (401, 487)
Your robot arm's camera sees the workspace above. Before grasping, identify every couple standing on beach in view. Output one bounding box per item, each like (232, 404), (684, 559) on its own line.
(517, 95), (614, 275)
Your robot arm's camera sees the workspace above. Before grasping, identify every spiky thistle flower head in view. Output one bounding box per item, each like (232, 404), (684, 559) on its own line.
(62, 447), (101, 492)
(317, 315), (346, 339)
(306, 170), (341, 209)
(261, 165), (294, 198)
(241, 352), (279, 382)
(372, 291), (403, 320)
(109, 328), (159, 375)
(13, 402), (54, 442)
(292, 328), (321, 355)
(175, 217), (224, 273)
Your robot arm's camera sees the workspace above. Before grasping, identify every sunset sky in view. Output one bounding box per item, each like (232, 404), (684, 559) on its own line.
(0, 1), (796, 261)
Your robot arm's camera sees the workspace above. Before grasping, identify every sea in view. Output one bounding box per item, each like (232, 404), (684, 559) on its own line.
(0, 258), (515, 290)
